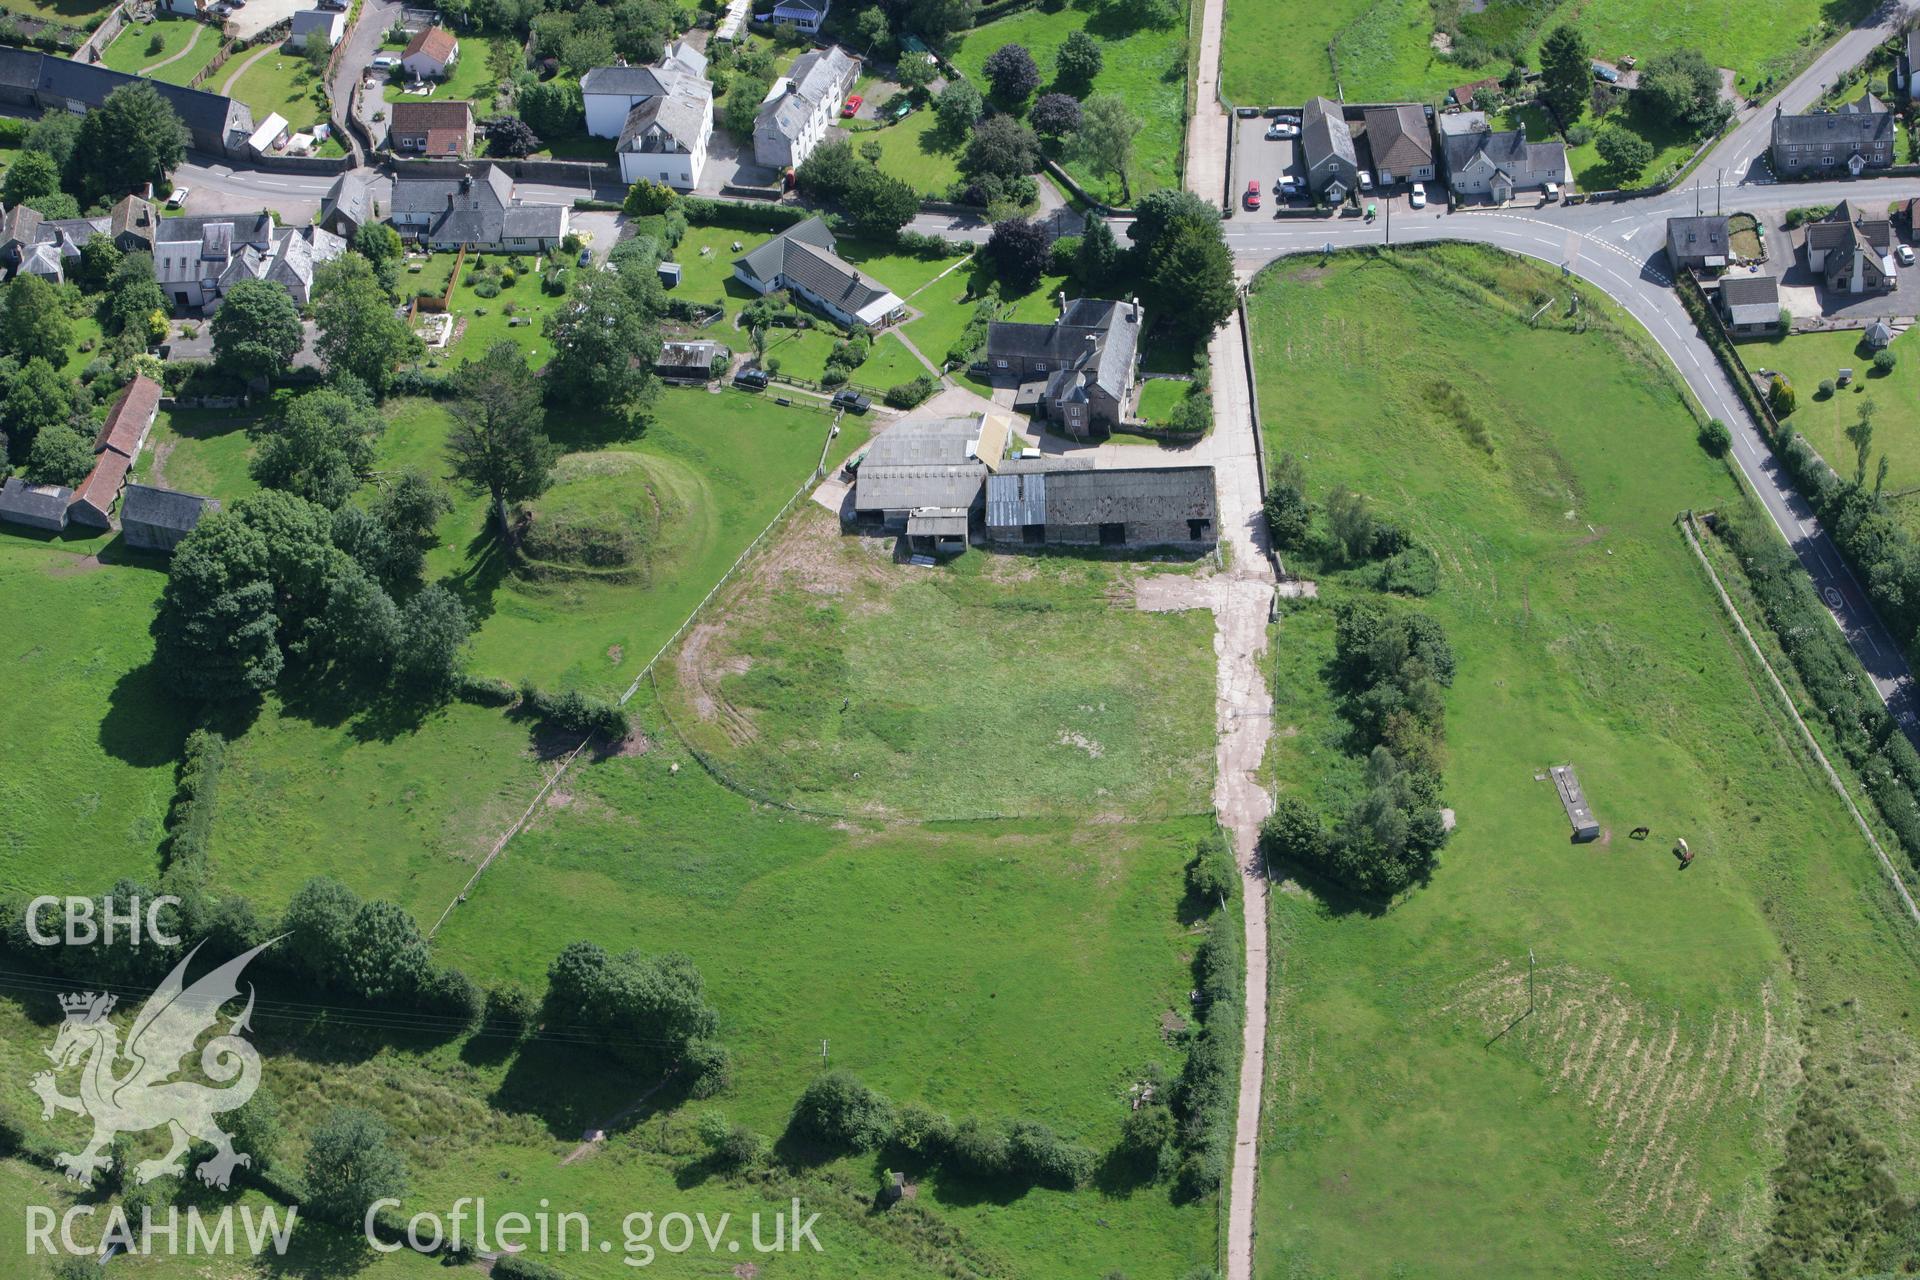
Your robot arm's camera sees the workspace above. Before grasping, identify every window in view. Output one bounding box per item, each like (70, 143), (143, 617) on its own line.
(994, 359), (1008, 368)
(1188, 518), (1211, 540)
(1099, 522), (1126, 546)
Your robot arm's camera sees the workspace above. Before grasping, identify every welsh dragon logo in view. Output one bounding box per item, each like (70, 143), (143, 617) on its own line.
(31, 940), (275, 1189)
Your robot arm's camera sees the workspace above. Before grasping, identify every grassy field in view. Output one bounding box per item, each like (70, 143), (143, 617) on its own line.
(950, 0), (1189, 203)
(0, 537), (190, 895)
(1246, 245), (1920, 1277)
(1763, 325), (1920, 525)
(226, 43), (330, 131)
(656, 505), (1216, 819)
(1223, 0), (1872, 107)
(853, 108), (963, 198)
(99, 14), (209, 77)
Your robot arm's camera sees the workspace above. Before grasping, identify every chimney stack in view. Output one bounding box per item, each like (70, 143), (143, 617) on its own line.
(1129, 295), (1139, 322)
(1057, 289), (1066, 313)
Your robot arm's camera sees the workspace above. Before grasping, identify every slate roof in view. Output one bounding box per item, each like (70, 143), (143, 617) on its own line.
(1441, 127), (1566, 180)
(1361, 104), (1432, 174)
(0, 474), (71, 528)
(32, 55), (249, 140)
(1301, 96), (1356, 173)
(290, 9), (343, 40)
(854, 415), (989, 512)
(154, 210), (275, 249)
(404, 25), (458, 65)
(617, 70), (711, 154)
(1039, 465), (1216, 527)
(734, 217), (898, 322)
(0, 203), (41, 249)
(1666, 215), (1728, 262)
(392, 166), (567, 244)
(1807, 200), (1892, 253)
(775, 0), (829, 12)
(94, 375), (161, 458)
(0, 44), (41, 92)
(757, 45), (855, 142)
(1772, 94), (1894, 148)
(322, 170), (374, 227)
(582, 64), (677, 97)
(122, 483), (218, 534)
(985, 297), (1141, 405)
(1720, 274), (1780, 326)
(111, 194), (156, 250)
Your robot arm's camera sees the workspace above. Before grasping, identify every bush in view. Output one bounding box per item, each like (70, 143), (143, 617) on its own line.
(516, 682), (631, 740)
(947, 1116), (1011, 1179)
(160, 729), (226, 888)
(1185, 832), (1236, 903)
(789, 1071), (896, 1152)
(1697, 417), (1732, 456)
(1874, 349), (1897, 375)
(885, 374), (938, 408)
(684, 1038), (733, 1098)
(1818, 378), (1835, 397)
(890, 1102), (954, 1160)
(1048, 233), (1081, 275)
(482, 983), (537, 1036)
(1377, 544), (1440, 595)
(454, 672), (515, 706)
(1769, 374), (1796, 417)
(1565, 123), (1593, 146)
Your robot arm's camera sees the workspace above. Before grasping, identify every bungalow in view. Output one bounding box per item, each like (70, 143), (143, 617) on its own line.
(1361, 104), (1435, 185)
(584, 43), (713, 187)
(985, 296), (1142, 438)
(771, 0), (829, 32)
(731, 216), (904, 327)
(390, 100), (475, 155)
(0, 475), (71, 532)
(1769, 93), (1894, 178)
(290, 8), (346, 50)
(1665, 215), (1729, 273)
(752, 44), (857, 171)
(389, 165), (570, 251)
(1718, 275), (1782, 335)
(1441, 127), (1568, 202)
(1805, 199), (1895, 294)
(1300, 96), (1358, 201)
(985, 461), (1216, 550)
(122, 484), (220, 552)
(402, 26), (459, 80)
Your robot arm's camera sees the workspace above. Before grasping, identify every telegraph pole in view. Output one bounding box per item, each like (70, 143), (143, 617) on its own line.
(820, 1038), (829, 1067)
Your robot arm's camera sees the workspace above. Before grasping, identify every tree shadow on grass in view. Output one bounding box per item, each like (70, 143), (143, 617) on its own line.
(264, 1218), (397, 1280)
(490, 1038), (675, 1141)
(547, 403), (651, 452)
(440, 524), (510, 629)
(98, 661), (197, 768)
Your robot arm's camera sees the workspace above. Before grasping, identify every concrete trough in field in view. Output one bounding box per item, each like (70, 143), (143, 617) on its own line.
(1551, 764), (1601, 842)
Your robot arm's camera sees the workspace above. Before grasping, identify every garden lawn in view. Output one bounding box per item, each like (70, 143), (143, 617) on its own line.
(656, 505), (1215, 819)
(99, 14), (205, 76)
(139, 406), (262, 499)
(436, 253), (561, 365)
(0, 0), (115, 23)
(1503, 102), (1696, 192)
(1246, 244), (1920, 1278)
(855, 108), (963, 198)
(1224, 0), (1873, 106)
(432, 37), (510, 112)
(0, 538), (191, 896)
(1134, 376), (1189, 422)
(227, 45), (330, 131)
(951, 0), (1189, 203)
(904, 254), (1067, 377)
(1765, 326), (1920, 520)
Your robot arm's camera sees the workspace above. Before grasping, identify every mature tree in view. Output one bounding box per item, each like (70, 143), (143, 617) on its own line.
(75, 234), (123, 295)
(1538, 25), (1589, 127)
(25, 422), (93, 487)
(517, 78), (585, 139)
(343, 900), (432, 1003)
(372, 470), (452, 548)
(1112, 0), (1177, 28)
(250, 385), (384, 508)
(445, 340), (555, 537)
(1595, 126), (1653, 180)
(962, 114), (1041, 181)
(1077, 93), (1142, 203)
(303, 1108), (408, 1228)
(313, 255), (424, 393)
(1, 356), (74, 457)
(1638, 47), (1729, 136)
(1, 149), (60, 206)
(854, 4), (890, 51)
(1030, 91), (1082, 139)
(71, 82), (189, 200)
(796, 136), (865, 202)
(622, 178), (678, 216)
(1142, 219), (1233, 338)
(394, 584), (469, 696)
(281, 876), (358, 985)
(935, 77), (983, 138)
(1054, 29), (1103, 88)
(0, 274), (70, 363)
(789, 1071), (896, 1152)
(1848, 400), (1877, 485)
(723, 69), (775, 135)
(151, 508), (284, 700)
(1264, 450), (1312, 548)
(542, 272), (660, 408)
(483, 114), (542, 157)
(1324, 484), (1375, 562)
(983, 43), (1041, 108)
(986, 216), (1050, 290)
(907, 0), (975, 48)
(1074, 213), (1119, 290)
(351, 221), (405, 295)
(23, 110), (81, 175)
(211, 278), (303, 385)
(543, 940), (720, 1067)
(848, 168), (920, 236)
(104, 251), (168, 340)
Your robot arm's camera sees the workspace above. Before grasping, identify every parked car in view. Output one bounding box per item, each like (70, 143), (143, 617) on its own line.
(371, 54), (399, 70)
(1543, 181), (1560, 202)
(831, 390), (871, 413)
(841, 94), (863, 118)
(1409, 182), (1426, 209)
(1899, 244), (1915, 267)
(577, 247), (592, 267)
(1592, 62), (1619, 83)
(1265, 123), (1297, 140)
(1357, 170), (1373, 190)
(734, 368), (769, 390)
(1244, 180), (1261, 210)
(1279, 177), (1298, 197)
(1275, 112), (1300, 124)
(165, 187), (190, 209)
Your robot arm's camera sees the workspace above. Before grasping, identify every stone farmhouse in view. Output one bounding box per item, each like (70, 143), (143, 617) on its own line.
(987, 297), (1142, 439)
(1770, 93), (1894, 178)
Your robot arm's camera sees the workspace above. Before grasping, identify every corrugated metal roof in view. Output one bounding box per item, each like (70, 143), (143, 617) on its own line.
(986, 471), (1046, 529)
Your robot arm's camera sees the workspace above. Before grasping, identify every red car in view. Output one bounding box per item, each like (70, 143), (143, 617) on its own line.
(841, 94), (864, 118)
(1244, 180), (1261, 210)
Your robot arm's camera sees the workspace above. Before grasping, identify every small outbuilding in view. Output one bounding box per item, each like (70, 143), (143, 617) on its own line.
(121, 483), (219, 552)
(655, 339), (728, 380)
(1865, 319), (1895, 350)
(1550, 764), (1601, 842)
(0, 475), (72, 532)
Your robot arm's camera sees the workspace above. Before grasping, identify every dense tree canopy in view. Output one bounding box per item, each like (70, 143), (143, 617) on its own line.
(313, 255), (424, 393)
(983, 43), (1040, 107)
(543, 940), (720, 1068)
(211, 278), (304, 384)
(250, 384), (386, 509)
(445, 340), (555, 538)
(0, 274), (72, 362)
(304, 1108), (408, 1228)
(1055, 30), (1102, 88)
(542, 271), (661, 408)
(1538, 25), (1589, 126)
(1030, 91), (1082, 139)
(986, 216), (1050, 290)
(1638, 48), (1730, 136)
(71, 83), (189, 200)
